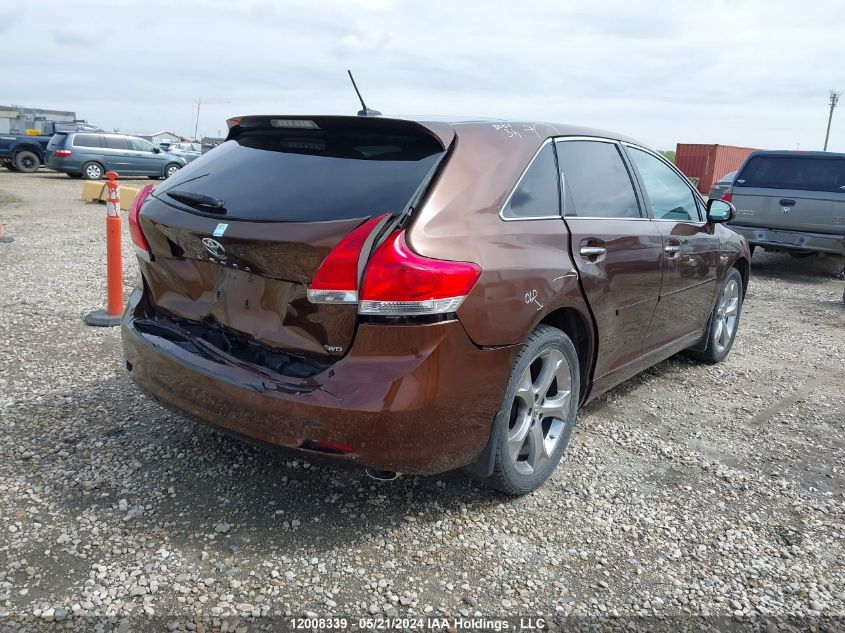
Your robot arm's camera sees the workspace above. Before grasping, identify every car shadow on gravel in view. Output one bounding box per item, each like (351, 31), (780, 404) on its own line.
(25, 375), (506, 558)
(749, 250), (844, 284)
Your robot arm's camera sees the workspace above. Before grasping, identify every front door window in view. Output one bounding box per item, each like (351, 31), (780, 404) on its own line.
(628, 148), (701, 222)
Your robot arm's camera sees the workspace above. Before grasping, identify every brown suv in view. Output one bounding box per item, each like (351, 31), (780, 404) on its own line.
(122, 116), (749, 494)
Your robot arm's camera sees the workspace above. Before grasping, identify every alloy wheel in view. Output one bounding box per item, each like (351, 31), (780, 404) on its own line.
(86, 164), (102, 179)
(506, 348), (572, 476)
(713, 278), (739, 354)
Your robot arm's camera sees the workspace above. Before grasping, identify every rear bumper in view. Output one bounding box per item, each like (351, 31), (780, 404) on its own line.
(728, 224), (845, 255)
(46, 157), (80, 173)
(121, 289), (515, 475)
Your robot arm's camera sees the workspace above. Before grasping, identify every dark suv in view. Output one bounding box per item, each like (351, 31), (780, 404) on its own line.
(121, 115), (749, 494)
(724, 150), (845, 257)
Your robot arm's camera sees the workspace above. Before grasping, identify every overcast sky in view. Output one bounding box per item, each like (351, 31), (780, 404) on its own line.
(1, 0), (843, 151)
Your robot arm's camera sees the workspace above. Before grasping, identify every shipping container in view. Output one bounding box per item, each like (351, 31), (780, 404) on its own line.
(675, 144), (758, 194)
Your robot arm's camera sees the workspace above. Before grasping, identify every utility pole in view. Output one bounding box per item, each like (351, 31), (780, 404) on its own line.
(823, 90), (840, 151)
(193, 98), (202, 141)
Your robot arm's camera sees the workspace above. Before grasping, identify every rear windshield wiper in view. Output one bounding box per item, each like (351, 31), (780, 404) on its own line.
(166, 190), (227, 214)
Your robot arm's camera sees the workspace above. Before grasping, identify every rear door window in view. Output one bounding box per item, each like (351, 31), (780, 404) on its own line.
(555, 140), (641, 218)
(104, 137), (131, 150)
(73, 134), (103, 148)
(156, 120), (446, 222)
(736, 155), (845, 193)
(501, 142), (561, 219)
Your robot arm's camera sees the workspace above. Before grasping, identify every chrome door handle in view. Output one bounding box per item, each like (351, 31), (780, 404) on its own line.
(580, 246), (607, 257)
(664, 244), (681, 254)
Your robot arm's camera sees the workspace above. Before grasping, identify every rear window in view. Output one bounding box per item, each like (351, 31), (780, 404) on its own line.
(47, 133), (68, 150)
(73, 134), (103, 148)
(156, 119), (446, 221)
(736, 155), (845, 193)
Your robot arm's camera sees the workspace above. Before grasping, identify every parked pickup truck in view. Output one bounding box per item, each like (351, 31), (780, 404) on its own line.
(724, 150), (845, 257)
(0, 121), (103, 173)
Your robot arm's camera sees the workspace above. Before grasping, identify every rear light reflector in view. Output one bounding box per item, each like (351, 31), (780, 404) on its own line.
(300, 439), (354, 455)
(721, 192), (732, 202)
(53, 149), (72, 157)
(359, 231), (481, 316)
(307, 214), (389, 304)
(128, 184), (155, 261)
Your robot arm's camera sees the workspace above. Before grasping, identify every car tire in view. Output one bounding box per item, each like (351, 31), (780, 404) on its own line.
(164, 163), (181, 179)
(484, 325), (579, 496)
(81, 162), (105, 180)
(14, 150), (39, 173)
(686, 267), (743, 364)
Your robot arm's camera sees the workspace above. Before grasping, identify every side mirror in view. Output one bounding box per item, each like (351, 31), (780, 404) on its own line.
(152, 146), (161, 153)
(707, 198), (735, 223)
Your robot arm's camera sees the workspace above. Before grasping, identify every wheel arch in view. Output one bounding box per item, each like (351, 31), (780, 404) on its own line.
(535, 305), (594, 405)
(14, 145), (43, 161)
(732, 256), (750, 298)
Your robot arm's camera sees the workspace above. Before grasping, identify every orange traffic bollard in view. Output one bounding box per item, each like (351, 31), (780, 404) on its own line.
(84, 171), (123, 327)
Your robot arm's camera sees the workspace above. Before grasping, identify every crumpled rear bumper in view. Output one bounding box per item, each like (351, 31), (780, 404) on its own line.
(121, 289), (515, 475)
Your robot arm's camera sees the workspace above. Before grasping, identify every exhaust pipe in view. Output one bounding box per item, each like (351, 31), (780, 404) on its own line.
(366, 468), (399, 481)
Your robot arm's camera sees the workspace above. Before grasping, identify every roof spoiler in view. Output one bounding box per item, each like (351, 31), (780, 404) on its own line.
(224, 115), (454, 151)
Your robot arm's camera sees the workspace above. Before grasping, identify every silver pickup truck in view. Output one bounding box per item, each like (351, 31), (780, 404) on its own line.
(724, 150), (845, 257)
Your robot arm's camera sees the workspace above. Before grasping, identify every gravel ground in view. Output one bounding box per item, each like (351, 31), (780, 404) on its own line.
(0, 170), (844, 630)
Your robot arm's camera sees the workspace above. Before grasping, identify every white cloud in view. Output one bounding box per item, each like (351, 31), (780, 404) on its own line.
(52, 25), (102, 47)
(0, 0), (842, 151)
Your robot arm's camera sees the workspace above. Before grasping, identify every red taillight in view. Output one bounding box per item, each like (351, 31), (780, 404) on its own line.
(721, 192), (733, 202)
(359, 230), (481, 316)
(128, 184), (155, 260)
(53, 149), (72, 158)
(307, 213), (389, 304)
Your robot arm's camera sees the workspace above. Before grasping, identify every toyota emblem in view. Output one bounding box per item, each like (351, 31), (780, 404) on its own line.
(202, 237), (226, 259)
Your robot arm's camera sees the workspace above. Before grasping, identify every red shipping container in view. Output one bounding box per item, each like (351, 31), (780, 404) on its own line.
(675, 144), (757, 194)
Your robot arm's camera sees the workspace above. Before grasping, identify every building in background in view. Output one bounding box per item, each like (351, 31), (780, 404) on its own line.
(140, 131), (185, 146)
(0, 105), (77, 134)
(675, 144), (758, 194)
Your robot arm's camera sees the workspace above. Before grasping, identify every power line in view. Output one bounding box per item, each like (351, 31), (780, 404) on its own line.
(823, 89), (840, 151)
